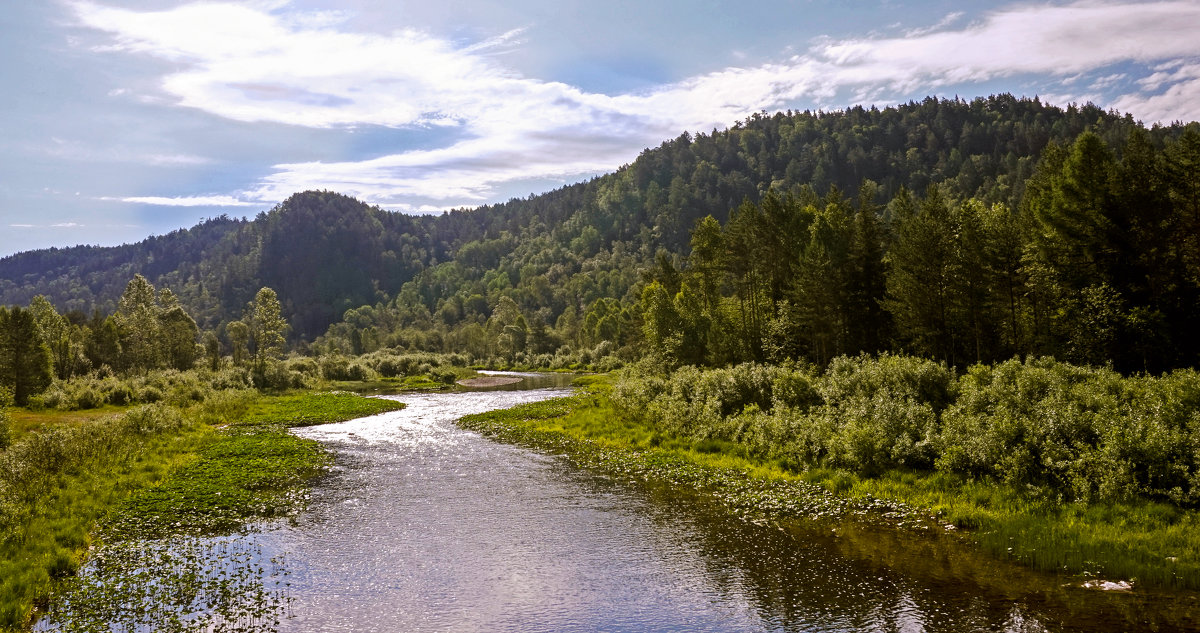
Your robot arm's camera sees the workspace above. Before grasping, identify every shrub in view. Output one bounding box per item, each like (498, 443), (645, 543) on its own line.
(285, 356), (320, 377)
(431, 368), (458, 385)
(937, 358), (1200, 503)
(254, 361), (308, 391)
(72, 388), (105, 411)
(817, 393), (939, 474)
(818, 353), (956, 414)
(211, 367), (253, 391)
(0, 388), (12, 451)
(39, 385), (68, 410)
(137, 386), (164, 403)
(105, 383), (135, 406)
(191, 388), (255, 426)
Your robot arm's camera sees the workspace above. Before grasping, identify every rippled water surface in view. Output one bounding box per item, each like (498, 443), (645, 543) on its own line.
(46, 376), (1200, 632)
(241, 380), (1199, 632)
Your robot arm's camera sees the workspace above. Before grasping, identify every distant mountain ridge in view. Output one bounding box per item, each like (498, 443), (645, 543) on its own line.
(0, 94), (1175, 341)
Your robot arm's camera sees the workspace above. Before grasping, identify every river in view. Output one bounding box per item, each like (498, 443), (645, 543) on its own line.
(45, 375), (1200, 631)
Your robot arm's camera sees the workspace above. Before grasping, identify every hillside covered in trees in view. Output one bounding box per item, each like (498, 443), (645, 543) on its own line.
(2, 94), (1198, 375)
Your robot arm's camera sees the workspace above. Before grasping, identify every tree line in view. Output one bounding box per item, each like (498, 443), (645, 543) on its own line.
(1, 96), (1161, 343)
(2, 95), (1198, 376)
(644, 128), (1200, 372)
(0, 275), (288, 406)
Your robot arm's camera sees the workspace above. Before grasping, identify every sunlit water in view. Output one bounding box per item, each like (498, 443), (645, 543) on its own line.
(255, 378), (1199, 632)
(44, 375), (1200, 631)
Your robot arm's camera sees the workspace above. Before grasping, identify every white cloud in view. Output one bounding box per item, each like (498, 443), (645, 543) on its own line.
(71, 0), (1200, 209)
(1113, 63), (1200, 122)
(815, 3), (1200, 90)
(109, 195), (261, 207)
(8, 223), (87, 229)
(903, 11), (965, 37)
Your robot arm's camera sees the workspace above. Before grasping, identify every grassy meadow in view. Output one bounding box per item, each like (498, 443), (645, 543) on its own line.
(0, 369), (408, 631)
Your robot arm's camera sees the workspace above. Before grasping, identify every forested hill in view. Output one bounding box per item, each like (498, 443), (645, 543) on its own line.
(0, 94), (1190, 360)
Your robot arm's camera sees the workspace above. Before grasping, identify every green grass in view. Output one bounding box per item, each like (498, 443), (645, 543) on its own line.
(0, 407), (209, 630)
(236, 391), (406, 427)
(0, 388), (404, 631)
(459, 382), (1200, 591)
(7, 406), (133, 444)
(103, 427), (332, 539)
(831, 468), (1200, 588)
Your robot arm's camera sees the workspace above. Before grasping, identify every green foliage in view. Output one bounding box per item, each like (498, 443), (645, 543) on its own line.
(817, 353), (955, 413)
(617, 354), (1200, 504)
(0, 306), (54, 406)
(105, 427), (330, 538)
(938, 358), (1200, 503)
(0, 387), (11, 451)
(28, 296), (78, 381)
(0, 403), (197, 629)
(613, 362), (821, 445)
(248, 287), (288, 369)
(115, 274), (162, 372)
(0, 377), (395, 628)
(7, 96), (1173, 373)
(317, 355), (377, 382)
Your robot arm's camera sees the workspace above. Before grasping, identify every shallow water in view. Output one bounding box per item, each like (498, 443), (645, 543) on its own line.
(44, 377), (1200, 632)
(256, 381), (1199, 632)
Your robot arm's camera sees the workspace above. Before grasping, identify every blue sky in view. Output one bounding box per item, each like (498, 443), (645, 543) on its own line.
(3, 0), (1200, 257)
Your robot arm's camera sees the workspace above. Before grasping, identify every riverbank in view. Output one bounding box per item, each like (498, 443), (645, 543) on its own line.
(0, 391), (404, 631)
(457, 378), (1200, 593)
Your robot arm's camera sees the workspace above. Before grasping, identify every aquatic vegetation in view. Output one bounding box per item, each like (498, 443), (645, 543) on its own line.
(0, 385), (400, 631)
(104, 427), (331, 539)
(45, 536), (289, 633)
(0, 404), (204, 630)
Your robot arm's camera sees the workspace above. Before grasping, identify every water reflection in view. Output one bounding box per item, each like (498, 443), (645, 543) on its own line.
(255, 381), (1199, 632)
(460, 369), (581, 391)
(46, 376), (1200, 632)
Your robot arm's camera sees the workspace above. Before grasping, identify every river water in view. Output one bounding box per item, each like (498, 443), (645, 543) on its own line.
(252, 376), (1199, 632)
(45, 375), (1200, 631)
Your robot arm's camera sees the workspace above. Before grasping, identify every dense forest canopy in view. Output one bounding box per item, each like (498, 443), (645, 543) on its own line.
(2, 94), (1198, 385)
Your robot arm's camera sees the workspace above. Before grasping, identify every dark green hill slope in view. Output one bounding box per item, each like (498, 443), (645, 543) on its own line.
(0, 95), (1173, 343)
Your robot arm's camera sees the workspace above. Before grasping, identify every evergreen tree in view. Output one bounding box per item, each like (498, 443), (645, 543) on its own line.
(884, 187), (957, 364)
(0, 306), (54, 406)
(844, 182), (889, 354)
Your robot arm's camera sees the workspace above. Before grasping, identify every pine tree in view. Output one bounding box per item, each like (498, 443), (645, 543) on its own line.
(884, 186), (957, 364)
(0, 306), (54, 406)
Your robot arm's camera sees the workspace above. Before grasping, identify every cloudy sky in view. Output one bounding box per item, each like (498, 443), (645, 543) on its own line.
(3, 0), (1200, 257)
